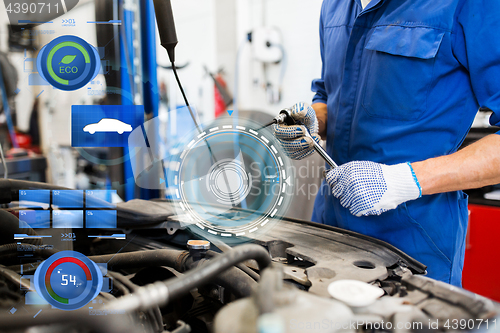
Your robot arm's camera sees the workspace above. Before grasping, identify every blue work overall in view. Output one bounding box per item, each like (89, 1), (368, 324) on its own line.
(311, 0), (500, 286)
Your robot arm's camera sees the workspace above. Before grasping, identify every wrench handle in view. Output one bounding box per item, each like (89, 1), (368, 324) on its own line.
(303, 130), (338, 169)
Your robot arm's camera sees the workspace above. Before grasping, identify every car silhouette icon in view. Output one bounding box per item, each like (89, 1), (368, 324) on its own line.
(83, 118), (133, 135)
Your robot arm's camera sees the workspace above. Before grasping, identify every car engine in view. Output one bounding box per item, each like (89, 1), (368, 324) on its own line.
(0, 181), (498, 333)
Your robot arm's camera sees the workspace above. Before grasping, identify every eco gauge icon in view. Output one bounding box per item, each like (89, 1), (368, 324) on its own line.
(37, 35), (100, 91)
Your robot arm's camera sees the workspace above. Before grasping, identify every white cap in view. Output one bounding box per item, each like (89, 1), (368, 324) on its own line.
(327, 280), (384, 307)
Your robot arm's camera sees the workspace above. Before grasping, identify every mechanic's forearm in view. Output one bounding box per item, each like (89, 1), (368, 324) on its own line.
(312, 102), (327, 139)
(412, 134), (500, 195)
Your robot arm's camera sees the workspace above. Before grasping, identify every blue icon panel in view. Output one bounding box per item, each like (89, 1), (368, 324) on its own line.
(71, 105), (144, 147)
(86, 190), (116, 208)
(17, 189), (117, 229)
(19, 190), (50, 208)
(53, 210), (84, 228)
(19, 210), (50, 229)
(52, 190), (84, 208)
(86, 210), (117, 228)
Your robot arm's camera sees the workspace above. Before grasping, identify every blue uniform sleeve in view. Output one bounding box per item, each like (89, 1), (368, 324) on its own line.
(311, 2), (327, 105)
(453, 0), (500, 134)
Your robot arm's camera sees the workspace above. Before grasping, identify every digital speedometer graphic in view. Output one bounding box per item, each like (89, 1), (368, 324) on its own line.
(34, 251), (103, 310)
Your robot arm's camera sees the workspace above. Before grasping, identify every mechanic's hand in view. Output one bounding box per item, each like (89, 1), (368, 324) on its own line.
(273, 102), (321, 160)
(325, 161), (422, 216)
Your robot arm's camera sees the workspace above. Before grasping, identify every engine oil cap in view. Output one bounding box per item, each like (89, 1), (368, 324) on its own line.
(187, 239), (211, 250)
(327, 279), (384, 307)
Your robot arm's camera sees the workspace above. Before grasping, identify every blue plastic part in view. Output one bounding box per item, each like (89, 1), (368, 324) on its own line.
(120, 0), (138, 201)
(139, 0), (159, 200)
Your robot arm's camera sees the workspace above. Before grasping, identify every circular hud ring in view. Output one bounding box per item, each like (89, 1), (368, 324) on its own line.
(168, 119), (293, 239)
(207, 158), (252, 205)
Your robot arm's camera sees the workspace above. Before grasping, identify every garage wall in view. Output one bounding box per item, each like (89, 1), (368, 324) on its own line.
(159, 0), (217, 124)
(166, 0), (323, 120)
(234, 0), (323, 115)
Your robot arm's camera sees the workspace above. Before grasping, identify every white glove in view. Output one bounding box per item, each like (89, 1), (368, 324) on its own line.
(273, 102), (322, 160)
(325, 161), (422, 216)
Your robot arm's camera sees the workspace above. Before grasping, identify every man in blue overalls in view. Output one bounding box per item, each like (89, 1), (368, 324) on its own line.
(273, 0), (500, 287)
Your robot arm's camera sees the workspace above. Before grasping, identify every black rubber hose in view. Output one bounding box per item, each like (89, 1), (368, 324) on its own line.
(186, 257), (255, 298)
(0, 209), (42, 245)
(0, 264), (31, 289)
(105, 244), (272, 312)
(90, 248), (187, 271)
(108, 271), (163, 333)
(207, 250), (260, 281)
(236, 263), (260, 282)
(10, 247), (184, 275)
(167, 244), (271, 301)
(0, 243), (58, 265)
(90, 248), (257, 298)
(0, 310), (139, 333)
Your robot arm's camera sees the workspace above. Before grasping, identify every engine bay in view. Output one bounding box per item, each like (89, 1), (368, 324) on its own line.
(0, 191), (497, 333)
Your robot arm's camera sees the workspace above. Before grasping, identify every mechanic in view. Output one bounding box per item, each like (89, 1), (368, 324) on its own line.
(273, 0), (500, 287)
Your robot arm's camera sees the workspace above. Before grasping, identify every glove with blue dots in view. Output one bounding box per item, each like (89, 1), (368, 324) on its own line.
(273, 102), (322, 160)
(325, 161), (422, 216)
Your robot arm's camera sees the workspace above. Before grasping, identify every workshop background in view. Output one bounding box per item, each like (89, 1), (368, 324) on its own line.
(0, 0), (498, 302)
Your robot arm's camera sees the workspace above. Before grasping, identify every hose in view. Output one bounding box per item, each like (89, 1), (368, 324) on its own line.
(0, 243), (58, 265)
(90, 248), (187, 271)
(108, 271), (163, 333)
(104, 244), (271, 312)
(109, 272), (131, 295)
(207, 250), (260, 281)
(0, 264), (31, 290)
(90, 248), (258, 298)
(255, 268), (283, 314)
(0, 142), (7, 178)
(0, 309), (139, 333)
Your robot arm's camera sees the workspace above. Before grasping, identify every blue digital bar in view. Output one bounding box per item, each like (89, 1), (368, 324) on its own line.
(88, 234), (125, 239)
(86, 190), (116, 208)
(19, 210), (50, 229)
(86, 210), (117, 228)
(87, 20), (122, 24)
(53, 210), (84, 228)
(19, 190), (50, 208)
(52, 190), (84, 208)
(14, 234), (52, 239)
(18, 20), (53, 24)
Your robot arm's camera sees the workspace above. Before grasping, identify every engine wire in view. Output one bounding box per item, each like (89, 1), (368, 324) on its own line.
(168, 62), (237, 207)
(0, 143), (7, 179)
(108, 271), (164, 332)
